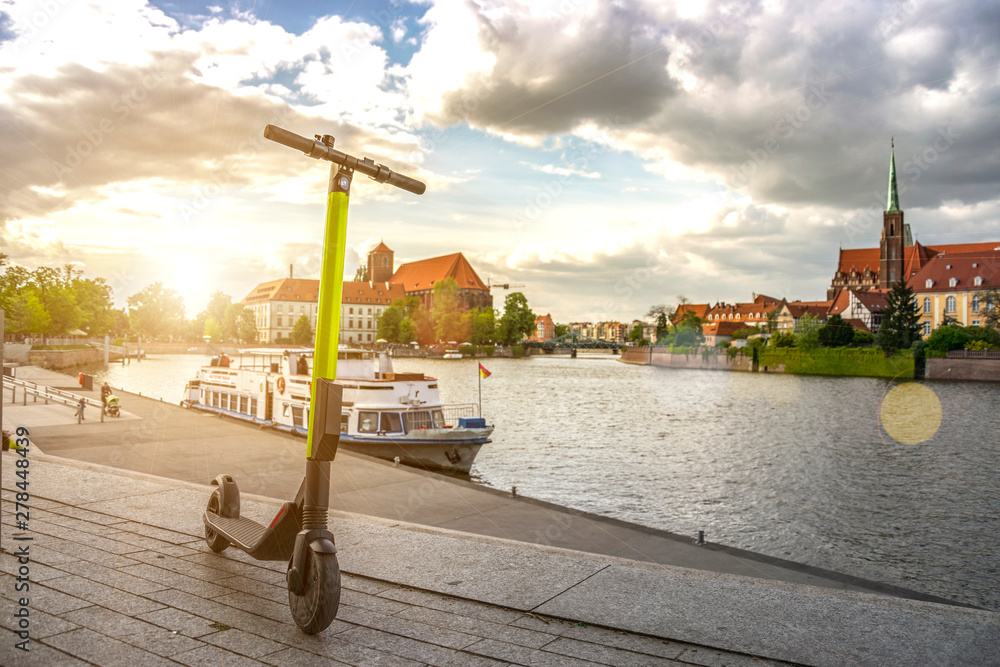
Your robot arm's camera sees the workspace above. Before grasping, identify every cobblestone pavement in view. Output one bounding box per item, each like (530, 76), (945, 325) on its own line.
(1, 492), (794, 666)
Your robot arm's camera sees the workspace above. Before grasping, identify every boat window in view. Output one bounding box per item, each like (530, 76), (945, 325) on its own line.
(358, 411), (378, 433)
(340, 414), (349, 433)
(251, 397), (257, 415)
(431, 409), (445, 427)
(404, 411), (433, 431)
(380, 412), (403, 433)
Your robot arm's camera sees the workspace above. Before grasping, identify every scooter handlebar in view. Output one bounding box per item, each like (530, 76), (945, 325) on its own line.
(263, 124), (426, 195)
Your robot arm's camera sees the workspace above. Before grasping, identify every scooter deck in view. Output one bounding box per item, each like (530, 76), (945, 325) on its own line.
(206, 513), (267, 551)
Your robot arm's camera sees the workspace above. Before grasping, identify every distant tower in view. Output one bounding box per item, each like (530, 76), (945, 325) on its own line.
(367, 241), (394, 283)
(879, 139), (906, 288)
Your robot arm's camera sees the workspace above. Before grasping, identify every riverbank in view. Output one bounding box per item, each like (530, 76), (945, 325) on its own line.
(621, 345), (915, 379)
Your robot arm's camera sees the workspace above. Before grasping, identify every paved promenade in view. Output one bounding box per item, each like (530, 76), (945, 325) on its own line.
(2, 453), (999, 666)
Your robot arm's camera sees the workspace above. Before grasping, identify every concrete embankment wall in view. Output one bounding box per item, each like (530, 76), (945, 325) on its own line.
(621, 347), (754, 372)
(926, 358), (1000, 382)
(28, 347), (102, 370)
(2, 343), (31, 363)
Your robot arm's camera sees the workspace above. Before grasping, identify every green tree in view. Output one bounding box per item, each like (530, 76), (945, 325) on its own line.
(981, 288), (1000, 331)
(0, 263), (31, 314)
(496, 292), (535, 345)
(6, 290), (51, 336)
(204, 317), (223, 342)
(354, 264), (369, 282)
(646, 304), (673, 341)
(554, 323), (569, 338)
(398, 318), (419, 344)
(464, 307), (496, 344)
(432, 277), (467, 342)
(629, 323), (643, 342)
(818, 314), (854, 347)
(876, 279), (921, 355)
(72, 277), (116, 336)
(223, 302), (257, 343)
(770, 331), (795, 347)
(29, 266), (83, 338)
(292, 314), (313, 345)
(127, 282), (185, 339)
(377, 299), (409, 343)
(234, 305), (258, 343)
(794, 313), (821, 350)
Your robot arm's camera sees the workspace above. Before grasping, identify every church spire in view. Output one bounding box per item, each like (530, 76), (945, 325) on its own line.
(886, 137), (900, 212)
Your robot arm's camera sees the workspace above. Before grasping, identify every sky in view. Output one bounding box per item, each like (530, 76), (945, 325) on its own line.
(1, 0), (999, 323)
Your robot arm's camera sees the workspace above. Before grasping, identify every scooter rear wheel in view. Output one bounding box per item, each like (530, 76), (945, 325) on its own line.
(204, 490), (230, 553)
(288, 550), (341, 634)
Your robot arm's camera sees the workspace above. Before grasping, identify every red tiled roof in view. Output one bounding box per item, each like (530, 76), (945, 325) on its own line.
(836, 241), (1000, 280)
(784, 303), (829, 319)
(836, 247), (880, 276)
(341, 281), (406, 305)
(391, 253), (489, 292)
(242, 279), (405, 306)
(828, 290), (851, 316)
(242, 279), (320, 304)
(844, 318), (871, 332)
(372, 241), (393, 253)
(908, 248), (1000, 292)
(671, 303), (711, 324)
(702, 321), (749, 336)
(852, 290), (889, 311)
(705, 295), (782, 322)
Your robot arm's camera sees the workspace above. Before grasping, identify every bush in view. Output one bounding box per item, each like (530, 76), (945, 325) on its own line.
(511, 345), (525, 358)
(770, 332), (795, 348)
(851, 330), (875, 347)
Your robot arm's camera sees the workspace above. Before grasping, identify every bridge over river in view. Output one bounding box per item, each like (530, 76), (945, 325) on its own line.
(521, 331), (621, 355)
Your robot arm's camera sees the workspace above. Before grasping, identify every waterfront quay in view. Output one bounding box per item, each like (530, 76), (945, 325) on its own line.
(3, 367), (999, 665)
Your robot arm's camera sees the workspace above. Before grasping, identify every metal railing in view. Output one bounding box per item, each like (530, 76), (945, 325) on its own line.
(3, 376), (105, 422)
(438, 403), (480, 425)
(946, 349), (1000, 359)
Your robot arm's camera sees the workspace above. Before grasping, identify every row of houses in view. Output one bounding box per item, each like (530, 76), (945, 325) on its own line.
(666, 144), (1000, 345)
(673, 244), (1000, 347)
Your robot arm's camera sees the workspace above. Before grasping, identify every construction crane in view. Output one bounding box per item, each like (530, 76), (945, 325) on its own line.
(487, 278), (525, 290)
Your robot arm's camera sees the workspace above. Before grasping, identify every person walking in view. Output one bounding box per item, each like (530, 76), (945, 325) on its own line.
(101, 381), (112, 414)
(75, 397), (87, 422)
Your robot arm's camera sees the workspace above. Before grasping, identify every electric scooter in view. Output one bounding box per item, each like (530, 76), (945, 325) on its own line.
(202, 124), (425, 634)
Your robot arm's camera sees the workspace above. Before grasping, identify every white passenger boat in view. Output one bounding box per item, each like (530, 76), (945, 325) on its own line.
(442, 349), (463, 359)
(181, 348), (491, 473)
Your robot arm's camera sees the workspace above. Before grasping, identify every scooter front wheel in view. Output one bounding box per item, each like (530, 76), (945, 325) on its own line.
(204, 490), (230, 553)
(288, 550), (341, 634)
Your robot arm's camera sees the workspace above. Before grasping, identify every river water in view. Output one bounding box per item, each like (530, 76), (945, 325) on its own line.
(90, 352), (1000, 610)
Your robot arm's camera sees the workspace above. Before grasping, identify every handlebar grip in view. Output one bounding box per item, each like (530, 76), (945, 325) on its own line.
(385, 171), (426, 196)
(264, 124), (316, 155)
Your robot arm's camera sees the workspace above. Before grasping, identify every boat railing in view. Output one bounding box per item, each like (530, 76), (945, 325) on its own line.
(438, 403), (480, 425)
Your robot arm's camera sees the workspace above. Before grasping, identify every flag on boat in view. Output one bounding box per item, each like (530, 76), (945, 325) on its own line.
(479, 363), (491, 379)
